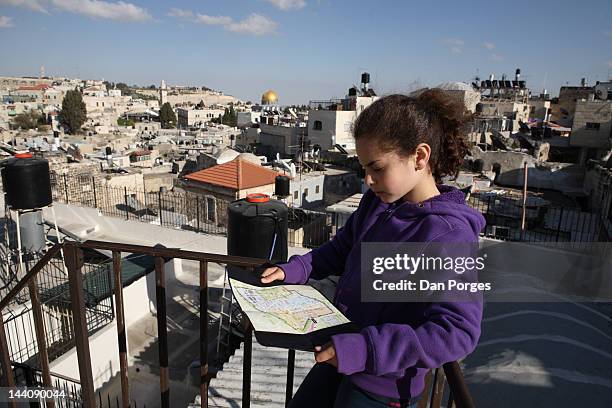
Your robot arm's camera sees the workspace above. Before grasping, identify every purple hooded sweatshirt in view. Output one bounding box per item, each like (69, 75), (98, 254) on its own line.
(277, 184), (486, 399)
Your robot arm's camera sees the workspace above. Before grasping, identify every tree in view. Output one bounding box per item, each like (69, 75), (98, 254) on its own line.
(222, 106), (237, 127)
(13, 110), (44, 130)
(160, 102), (176, 129)
(117, 117), (135, 127)
(60, 89), (86, 134)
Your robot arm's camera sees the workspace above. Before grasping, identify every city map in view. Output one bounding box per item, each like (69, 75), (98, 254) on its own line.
(229, 279), (350, 335)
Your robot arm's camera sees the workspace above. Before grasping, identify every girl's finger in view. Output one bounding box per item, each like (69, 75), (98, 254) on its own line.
(260, 267), (277, 277)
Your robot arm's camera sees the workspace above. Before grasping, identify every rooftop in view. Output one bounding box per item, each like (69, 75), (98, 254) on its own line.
(184, 158), (280, 190)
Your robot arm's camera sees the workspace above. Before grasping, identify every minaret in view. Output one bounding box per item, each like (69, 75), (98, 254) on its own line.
(160, 80), (168, 105)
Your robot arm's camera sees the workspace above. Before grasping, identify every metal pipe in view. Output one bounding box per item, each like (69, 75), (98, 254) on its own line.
(80, 240), (265, 267)
(113, 251), (130, 408)
(64, 241), (96, 407)
(200, 261), (208, 408)
(242, 321), (252, 408)
(285, 349), (295, 407)
(442, 361), (475, 408)
(28, 276), (54, 408)
(155, 256), (169, 408)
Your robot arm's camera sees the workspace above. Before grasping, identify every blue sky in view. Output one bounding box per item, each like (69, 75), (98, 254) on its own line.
(1, 0), (611, 104)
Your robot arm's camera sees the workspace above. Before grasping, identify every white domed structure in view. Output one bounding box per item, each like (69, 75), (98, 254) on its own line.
(237, 152), (262, 165)
(215, 148), (240, 164)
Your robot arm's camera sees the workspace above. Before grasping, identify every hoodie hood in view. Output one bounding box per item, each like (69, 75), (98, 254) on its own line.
(384, 184), (486, 239)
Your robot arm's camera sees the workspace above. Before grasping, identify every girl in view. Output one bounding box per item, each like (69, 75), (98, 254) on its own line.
(260, 89), (485, 408)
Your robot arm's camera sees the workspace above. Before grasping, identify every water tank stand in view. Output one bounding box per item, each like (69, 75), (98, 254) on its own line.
(7, 204), (68, 277)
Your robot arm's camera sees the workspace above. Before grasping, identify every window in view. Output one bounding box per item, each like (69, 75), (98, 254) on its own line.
(303, 188), (308, 197)
(586, 122), (601, 131)
(206, 197), (216, 222)
(294, 191), (298, 199)
(313, 120), (322, 131)
(315, 185), (320, 194)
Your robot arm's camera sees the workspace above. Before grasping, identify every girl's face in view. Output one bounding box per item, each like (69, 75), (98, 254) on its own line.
(356, 137), (428, 203)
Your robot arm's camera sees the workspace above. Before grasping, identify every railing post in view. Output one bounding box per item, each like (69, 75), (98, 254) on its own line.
(196, 196), (200, 233)
(158, 190), (163, 226)
(28, 276), (54, 408)
(285, 349), (295, 407)
(242, 320), (252, 408)
(155, 256), (170, 408)
(199, 261), (208, 408)
(113, 251), (130, 408)
(0, 313), (16, 407)
(124, 187), (129, 220)
(92, 177), (98, 208)
(442, 361), (475, 408)
(63, 173), (69, 204)
(64, 241), (96, 407)
(555, 207), (564, 242)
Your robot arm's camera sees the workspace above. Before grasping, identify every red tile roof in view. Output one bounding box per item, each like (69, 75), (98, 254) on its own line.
(17, 84), (50, 91)
(185, 158), (279, 190)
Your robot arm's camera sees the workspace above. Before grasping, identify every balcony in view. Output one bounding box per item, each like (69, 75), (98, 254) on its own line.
(0, 240), (475, 407)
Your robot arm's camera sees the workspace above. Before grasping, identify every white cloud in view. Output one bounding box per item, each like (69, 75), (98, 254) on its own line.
(195, 14), (233, 26)
(266, 0), (306, 11)
(169, 9), (278, 36)
(168, 8), (193, 19)
(50, 0), (152, 22)
(443, 38), (464, 54)
(0, 0), (47, 13)
(444, 38), (464, 46)
(226, 13), (277, 36)
(0, 15), (13, 27)
(491, 53), (504, 62)
(0, 0), (152, 21)
(484, 42), (495, 50)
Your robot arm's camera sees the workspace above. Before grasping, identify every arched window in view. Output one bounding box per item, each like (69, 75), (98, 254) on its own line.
(313, 120), (322, 131)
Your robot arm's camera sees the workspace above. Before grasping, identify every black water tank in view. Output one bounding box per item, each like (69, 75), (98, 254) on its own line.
(105, 146), (112, 155)
(227, 194), (288, 263)
(275, 175), (290, 198)
(361, 72), (370, 84)
(473, 159), (484, 173)
(1, 155), (52, 209)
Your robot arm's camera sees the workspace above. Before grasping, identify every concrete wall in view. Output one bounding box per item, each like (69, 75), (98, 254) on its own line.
(570, 100), (612, 149)
(289, 174), (325, 208)
(104, 172), (145, 191)
(259, 123), (303, 157)
(308, 110), (356, 151)
(553, 86), (594, 126)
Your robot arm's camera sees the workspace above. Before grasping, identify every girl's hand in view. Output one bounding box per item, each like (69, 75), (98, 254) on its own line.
(314, 344), (338, 368)
(260, 266), (286, 284)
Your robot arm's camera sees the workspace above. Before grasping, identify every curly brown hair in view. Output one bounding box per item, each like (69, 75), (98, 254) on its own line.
(353, 89), (471, 182)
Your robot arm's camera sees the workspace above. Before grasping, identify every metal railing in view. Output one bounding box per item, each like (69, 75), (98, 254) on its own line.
(49, 173), (610, 248)
(0, 240), (476, 408)
(12, 361), (82, 407)
(49, 174), (330, 248)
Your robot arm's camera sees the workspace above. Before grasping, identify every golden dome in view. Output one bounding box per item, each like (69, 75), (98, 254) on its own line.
(261, 90), (278, 105)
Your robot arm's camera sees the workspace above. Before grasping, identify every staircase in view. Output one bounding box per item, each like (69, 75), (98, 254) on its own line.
(190, 337), (315, 408)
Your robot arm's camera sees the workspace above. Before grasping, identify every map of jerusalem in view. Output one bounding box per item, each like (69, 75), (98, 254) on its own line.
(230, 279), (350, 335)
